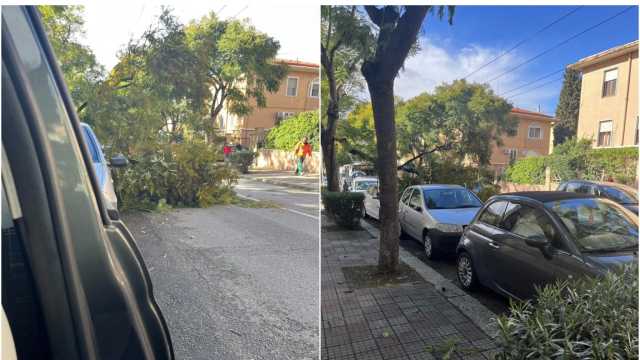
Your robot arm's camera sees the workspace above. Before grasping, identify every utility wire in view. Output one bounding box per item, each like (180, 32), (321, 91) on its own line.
(507, 76), (564, 99)
(500, 68), (564, 96)
(229, 4), (249, 20)
(463, 6), (583, 80)
(486, 6), (634, 84)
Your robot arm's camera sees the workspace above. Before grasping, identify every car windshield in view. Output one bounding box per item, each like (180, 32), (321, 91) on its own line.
(354, 180), (377, 191)
(423, 189), (482, 210)
(545, 198), (638, 252)
(602, 185), (638, 205)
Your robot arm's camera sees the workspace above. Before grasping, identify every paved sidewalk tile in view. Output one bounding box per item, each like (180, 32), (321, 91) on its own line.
(322, 217), (498, 360)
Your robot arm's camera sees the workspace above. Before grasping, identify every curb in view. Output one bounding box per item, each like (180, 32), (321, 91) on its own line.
(247, 176), (319, 192)
(359, 220), (499, 339)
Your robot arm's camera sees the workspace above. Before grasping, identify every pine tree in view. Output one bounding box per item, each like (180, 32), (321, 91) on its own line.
(554, 69), (582, 145)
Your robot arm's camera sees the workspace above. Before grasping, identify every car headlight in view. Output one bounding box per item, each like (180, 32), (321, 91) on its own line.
(435, 223), (463, 233)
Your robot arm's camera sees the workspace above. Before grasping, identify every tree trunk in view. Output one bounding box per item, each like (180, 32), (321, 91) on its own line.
(368, 78), (400, 273)
(322, 122), (340, 191)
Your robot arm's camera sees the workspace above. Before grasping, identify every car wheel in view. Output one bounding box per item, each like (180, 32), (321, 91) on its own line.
(457, 252), (478, 291)
(423, 232), (439, 260)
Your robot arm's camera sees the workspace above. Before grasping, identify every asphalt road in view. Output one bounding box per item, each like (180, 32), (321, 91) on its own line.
(123, 177), (319, 359)
(363, 218), (510, 315)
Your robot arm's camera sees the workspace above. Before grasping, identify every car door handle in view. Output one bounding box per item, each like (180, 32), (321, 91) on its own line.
(487, 241), (501, 249)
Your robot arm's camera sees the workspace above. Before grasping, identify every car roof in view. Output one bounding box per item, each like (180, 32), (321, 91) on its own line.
(563, 180), (637, 193)
(412, 184), (466, 190)
(494, 191), (595, 203)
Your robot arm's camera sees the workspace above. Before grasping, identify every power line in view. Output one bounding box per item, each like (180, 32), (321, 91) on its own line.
(507, 76), (564, 100)
(500, 68), (564, 96)
(486, 6), (634, 84)
(463, 6), (583, 80)
(229, 4), (249, 20)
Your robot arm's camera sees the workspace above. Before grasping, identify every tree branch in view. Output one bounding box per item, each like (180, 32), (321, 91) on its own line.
(396, 141), (457, 170)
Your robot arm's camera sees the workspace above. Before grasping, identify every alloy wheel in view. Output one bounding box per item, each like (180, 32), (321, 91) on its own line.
(457, 254), (474, 288)
(423, 234), (432, 258)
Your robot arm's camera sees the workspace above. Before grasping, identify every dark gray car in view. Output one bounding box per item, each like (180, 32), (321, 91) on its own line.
(456, 191), (638, 300)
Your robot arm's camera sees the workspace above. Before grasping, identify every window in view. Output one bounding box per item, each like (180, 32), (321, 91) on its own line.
(309, 78), (319, 97)
(602, 68), (618, 97)
(527, 125), (542, 139)
(286, 77), (298, 96)
(409, 190), (423, 210)
(501, 203), (557, 242)
(401, 188), (413, 204)
(423, 189), (482, 210)
(635, 116), (639, 145)
(597, 120), (612, 147)
(478, 201), (508, 227)
(505, 148), (517, 164)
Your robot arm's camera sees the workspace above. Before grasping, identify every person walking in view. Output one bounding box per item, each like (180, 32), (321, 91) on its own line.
(294, 137), (312, 176)
(223, 143), (232, 162)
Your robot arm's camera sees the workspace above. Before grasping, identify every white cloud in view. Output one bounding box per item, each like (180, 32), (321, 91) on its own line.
(394, 37), (559, 114)
(82, 2), (319, 71)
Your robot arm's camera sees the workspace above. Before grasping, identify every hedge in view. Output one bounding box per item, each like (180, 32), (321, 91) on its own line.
(264, 111), (319, 150)
(322, 191), (365, 229)
(495, 264), (638, 359)
(504, 139), (638, 185)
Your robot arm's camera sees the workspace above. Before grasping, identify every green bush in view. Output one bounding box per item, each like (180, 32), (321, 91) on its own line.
(322, 191), (365, 229)
(264, 111), (319, 150)
(476, 183), (501, 202)
(229, 150), (255, 174)
(113, 143), (237, 210)
(505, 138), (638, 185)
(504, 156), (547, 184)
(495, 264), (638, 359)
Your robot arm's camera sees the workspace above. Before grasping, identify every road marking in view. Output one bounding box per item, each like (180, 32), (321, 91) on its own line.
(236, 193), (319, 220)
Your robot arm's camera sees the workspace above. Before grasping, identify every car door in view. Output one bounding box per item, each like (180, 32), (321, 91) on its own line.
(465, 200), (508, 286)
(364, 185), (380, 219)
(399, 188), (414, 233)
(404, 189), (426, 240)
(493, 202), (583, 299)
(2, 6), (173, 359)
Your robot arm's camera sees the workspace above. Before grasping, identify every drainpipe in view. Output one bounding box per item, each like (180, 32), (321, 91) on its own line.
(620, 53), (633, 145)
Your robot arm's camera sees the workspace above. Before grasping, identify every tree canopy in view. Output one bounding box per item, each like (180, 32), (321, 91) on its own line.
(554, 68), (582, 145)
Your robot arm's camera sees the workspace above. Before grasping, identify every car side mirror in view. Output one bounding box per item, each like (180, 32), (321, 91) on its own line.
(110, 154), (128, 168)
(107, 208), (120, 220)
(525, 234), (549, 248)
(414, 206), (422, 212)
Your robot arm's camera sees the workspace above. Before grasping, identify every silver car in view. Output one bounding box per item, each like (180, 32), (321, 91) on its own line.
(351, 176), (378, 193)
(399, 185), (483, 259)
(364, 184), (380, 220)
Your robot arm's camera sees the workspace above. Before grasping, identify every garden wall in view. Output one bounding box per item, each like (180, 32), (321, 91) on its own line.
(497, 181), (559, 193)
(253, 149), (321, 174)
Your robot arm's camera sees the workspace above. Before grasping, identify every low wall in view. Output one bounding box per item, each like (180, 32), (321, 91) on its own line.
(497, 181), (559, 193)
(253, 149), (321, 173)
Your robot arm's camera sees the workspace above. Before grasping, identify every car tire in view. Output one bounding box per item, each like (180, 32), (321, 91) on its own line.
(423, 232), (440, 260)
(457, 252), (479, 291)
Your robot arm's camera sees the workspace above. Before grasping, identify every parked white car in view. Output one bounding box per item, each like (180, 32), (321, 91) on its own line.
(363, 184), (380, 220)
(350, 176), (378, 193)
(399, 185), (483, 259)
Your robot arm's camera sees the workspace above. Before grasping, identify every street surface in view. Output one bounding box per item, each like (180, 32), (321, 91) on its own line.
(363, 218), (510, 315)
(124, 177), (319, 359)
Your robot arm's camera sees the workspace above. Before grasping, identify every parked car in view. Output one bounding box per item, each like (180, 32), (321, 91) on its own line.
(80, 122), (128, 212)
(557, 180), (638, 213)
(363, 184), (380, 220)
(399, 185), (483, 259)
(2, 6), (173, 359)
(339, 162), (373, 191)
(456, 191), (638, 301)
(350, 176), (378, 193)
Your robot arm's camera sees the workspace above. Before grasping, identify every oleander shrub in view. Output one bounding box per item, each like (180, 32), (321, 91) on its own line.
(494, 264), (638, 359)
(322, 191), (365, 229)
(113, 143), (237, 210)
(229, 150), (256, 174)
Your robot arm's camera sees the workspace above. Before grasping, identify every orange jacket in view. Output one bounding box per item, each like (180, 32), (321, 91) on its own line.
(295, 142), (312, 157)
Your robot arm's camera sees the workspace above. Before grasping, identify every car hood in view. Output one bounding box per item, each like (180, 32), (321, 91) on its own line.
(428, 207), (481, 225)
(585, 252), (637, 272)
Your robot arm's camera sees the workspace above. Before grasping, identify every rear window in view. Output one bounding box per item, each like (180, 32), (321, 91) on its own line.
(478, 201), (508, 227)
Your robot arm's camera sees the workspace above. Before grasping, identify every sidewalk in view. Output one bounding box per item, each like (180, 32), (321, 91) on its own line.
(322, 216), (498, 360)
(243, 169), (319, 191)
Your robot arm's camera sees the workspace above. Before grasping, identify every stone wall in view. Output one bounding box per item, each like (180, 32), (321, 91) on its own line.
(253, 149), (321, 173)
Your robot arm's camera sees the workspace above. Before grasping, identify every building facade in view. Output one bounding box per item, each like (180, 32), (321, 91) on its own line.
(490, 108), (555, 176)
(218, 59), (319, 147)
(569, 40), (638, 148)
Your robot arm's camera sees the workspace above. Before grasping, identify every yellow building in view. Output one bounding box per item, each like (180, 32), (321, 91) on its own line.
(218, 59), (320, 147)
(490, 108), (555, 176)
(569, 40), (638, 148)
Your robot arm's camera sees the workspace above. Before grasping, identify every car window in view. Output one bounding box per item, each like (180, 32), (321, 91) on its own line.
(601, 186), (638, 205)
(557, 183), (567, 191)
(477, 201), (507, 227)
(367, 185), (378, 196)
(546, 198), (638, 252)
(401, 188), (413, 204)
(576, 184), (595, 195)
(423, 189), (482, 209)
(409, 190), (422, 210)
(354, 180), (377, 191)
(81, 127), (101, 163)
(564, 182), (581, 192)
(501, 203), (557, 241)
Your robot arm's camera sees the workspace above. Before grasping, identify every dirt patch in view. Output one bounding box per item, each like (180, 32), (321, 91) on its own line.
(231, 196), (280, 208)
(341, 263), (426, 289)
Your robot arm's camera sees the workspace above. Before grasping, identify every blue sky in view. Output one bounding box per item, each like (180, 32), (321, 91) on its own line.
(395, 5), (639, 115)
